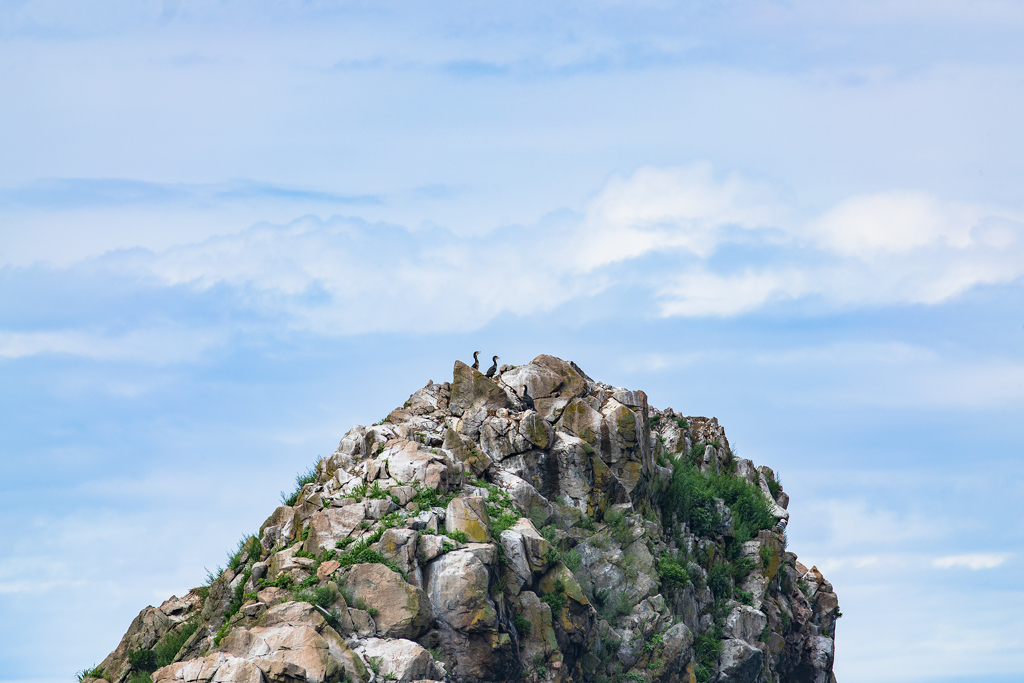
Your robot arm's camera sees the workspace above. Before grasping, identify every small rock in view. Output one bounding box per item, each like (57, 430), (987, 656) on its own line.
(317, 560), (341, 581)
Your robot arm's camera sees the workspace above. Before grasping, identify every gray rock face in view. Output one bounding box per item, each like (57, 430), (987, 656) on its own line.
(87, 354), (837, 683)
(717, 638), (764, 683)
(358, 638), (439, 683)
(724, 605), (768, 646)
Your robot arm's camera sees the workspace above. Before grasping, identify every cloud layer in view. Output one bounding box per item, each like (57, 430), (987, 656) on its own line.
(29, 165), (1015, 342)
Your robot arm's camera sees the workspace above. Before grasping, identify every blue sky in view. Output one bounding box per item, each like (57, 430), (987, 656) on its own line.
(1, 1), (1023, 682)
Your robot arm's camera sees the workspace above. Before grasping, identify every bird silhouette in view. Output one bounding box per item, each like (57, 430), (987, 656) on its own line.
(485, 355), (499, 378)
(471, 351), (480, 371)
(520, 384), (534, 409)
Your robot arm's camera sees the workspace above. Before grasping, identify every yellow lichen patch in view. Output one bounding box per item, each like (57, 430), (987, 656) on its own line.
(466, 601), (498, 631)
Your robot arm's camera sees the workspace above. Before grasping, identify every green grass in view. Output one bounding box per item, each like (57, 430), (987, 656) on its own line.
(444, 529), (469, 544)
(295, 584), (337, 609)
(76, 666), (104, 682)
(601, 508), (634, 546)
(281, 463), (320, 506)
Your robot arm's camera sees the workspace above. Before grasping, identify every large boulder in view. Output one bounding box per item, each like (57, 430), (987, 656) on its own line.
(383, 440), (449, 490)
(449, 361), (511, 415)
(514, 591), (559, 665)
(358, 638), (439, 683)
(152, 653), (266, 683)
(723, 605), (768, 646)
(718, 638), (764, 683)
(343, 564), (433, 639)
(445, 497), (491, 543)
(303, 504), (365, 553)
(424, 550), (496, 633)
(500, 355), (590, 403)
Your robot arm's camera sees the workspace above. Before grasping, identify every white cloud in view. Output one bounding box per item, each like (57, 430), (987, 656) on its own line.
(932, 553), (1010, 570)
(4, 165), (1023, 355)
(579, 164), (782, 266)
(0, 327), (223, 364)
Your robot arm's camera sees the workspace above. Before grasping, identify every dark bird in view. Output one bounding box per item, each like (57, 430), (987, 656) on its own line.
(520, 384), (534, 410)
(471, 351), (480, 370)
(485, 355), (499, 378)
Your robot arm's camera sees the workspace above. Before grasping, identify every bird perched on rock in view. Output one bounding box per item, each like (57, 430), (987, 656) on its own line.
(485, 355), (499, 377)
(471, 351), (480, 370)
(520, 384), (534, 410)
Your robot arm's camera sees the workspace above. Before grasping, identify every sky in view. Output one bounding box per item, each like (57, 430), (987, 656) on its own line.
(1, 1), (1023, 682)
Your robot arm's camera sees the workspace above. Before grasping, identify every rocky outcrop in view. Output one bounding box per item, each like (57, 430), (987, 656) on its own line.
(83, 355), (839, 683)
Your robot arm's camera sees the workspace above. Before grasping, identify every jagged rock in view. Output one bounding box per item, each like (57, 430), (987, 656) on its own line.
(343, 564), (433, 639)
(449, 361), (511, 415)
(717, 638), (763, 683)
(724, 605), (768, 646)
(97, 605), (174, 683)
(315, 560), (340, 581)
(88, 354), (838, 683)
(259, 506), (299, 553)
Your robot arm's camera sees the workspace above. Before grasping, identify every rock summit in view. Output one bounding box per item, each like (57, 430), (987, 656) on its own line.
(81, 354), (839, 683)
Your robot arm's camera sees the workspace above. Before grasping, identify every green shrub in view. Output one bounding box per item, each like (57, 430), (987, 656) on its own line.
(330, 535), (408, 579)
(368, 481), (389, 500)
(602, 508), (633, 545)
(127, 673), (153, 683)
(694, 632), (723, 667)
(659, 458), (775, 541)
(765, 472), (782, 500)
(513, 614), (532, 638)
(541, 579), (566, 614)
(707, 564), (731, 600)
(729, 556), (755, 584)
(656, 557), (690, 590)
(281, 463), (319, 506)
(259, 572), (295, 590)
(411, 484), (456, 510)
(490, 509), (520, 536)
(541, 591), (565, 614)
(128, 649), (158, 673)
